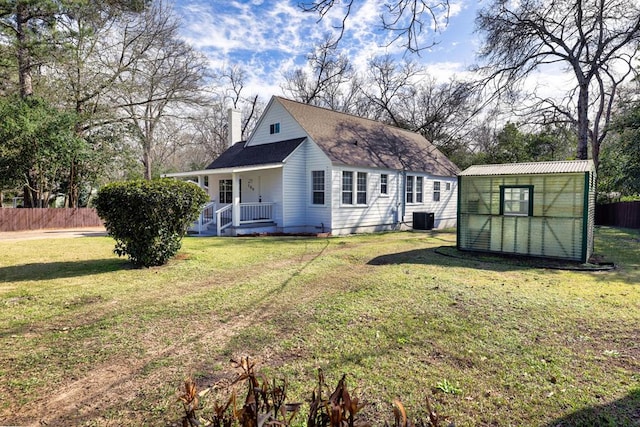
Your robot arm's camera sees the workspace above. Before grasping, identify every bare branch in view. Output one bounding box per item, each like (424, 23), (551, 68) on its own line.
(299, 0), (450, 52)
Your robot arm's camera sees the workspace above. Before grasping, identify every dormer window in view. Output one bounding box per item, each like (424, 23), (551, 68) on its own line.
(269, 123), (280, 134)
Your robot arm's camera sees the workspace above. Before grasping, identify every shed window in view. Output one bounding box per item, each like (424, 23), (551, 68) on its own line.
(312, 170), (325, 205)
(500, 186), (533, 216)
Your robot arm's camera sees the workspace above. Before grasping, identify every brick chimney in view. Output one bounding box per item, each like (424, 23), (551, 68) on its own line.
(228, 108), (241, 147)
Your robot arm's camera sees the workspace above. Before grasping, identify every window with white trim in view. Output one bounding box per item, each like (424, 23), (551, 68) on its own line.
(342, 171), (353, 204)
(380, 174), (388, 195)
(501, 186), (533, 216)
(219, 179), (232, 204)
(405, 176), (414, 203)
(312, 170), (325, 205)
(356, 173), (367, 204)
(433, 181), (441, 202)
(341, 171), (368, 205)
(405, 175), (425, 204)
(445, 182), (451, 191)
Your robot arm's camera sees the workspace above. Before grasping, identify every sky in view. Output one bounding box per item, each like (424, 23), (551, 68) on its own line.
(174, 0), (486, 97)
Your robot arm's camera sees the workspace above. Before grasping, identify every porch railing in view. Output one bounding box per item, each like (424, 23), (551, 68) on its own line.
(216, 204), (233, 236)
(194, 201), (216, 234)
(210, 202), (275, 236)
(240, 202), (274, 224)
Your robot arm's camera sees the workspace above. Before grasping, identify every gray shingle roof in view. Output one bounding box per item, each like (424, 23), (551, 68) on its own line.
(206, 137), (306, 169)
(459, 160), (595, 176)
(275, 97), (460, 177)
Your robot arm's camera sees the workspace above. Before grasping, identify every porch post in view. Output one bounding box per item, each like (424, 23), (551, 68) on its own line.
(232, 172), (240, 227)
(197, 175), (204, 188)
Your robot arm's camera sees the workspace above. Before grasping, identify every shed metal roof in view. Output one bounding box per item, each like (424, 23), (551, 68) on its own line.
(458, 160), (595, 176)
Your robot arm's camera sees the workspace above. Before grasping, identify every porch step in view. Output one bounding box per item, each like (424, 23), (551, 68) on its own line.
(187, 228), (217, 237)
(227, 222), (277, 236)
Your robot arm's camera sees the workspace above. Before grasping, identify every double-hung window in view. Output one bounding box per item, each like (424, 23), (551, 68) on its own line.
(433, 181), (440, 202)
(357, 172), (367, 204)
(342, 171), (367, 205)
(219, 179), (232, 204)
(405, 176), (414, 203)
(342, 171), (353, 204)
(500, 186), (533, 216)
(380, 174), (388, 195)
(312, 171), (325, 205)
(406, 175), (426, 204)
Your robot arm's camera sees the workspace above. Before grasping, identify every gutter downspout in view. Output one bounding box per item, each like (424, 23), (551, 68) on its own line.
(401, 170), (406, 225)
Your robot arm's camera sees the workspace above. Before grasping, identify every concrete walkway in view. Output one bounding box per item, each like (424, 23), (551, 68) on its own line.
(0, 227), (107, 242)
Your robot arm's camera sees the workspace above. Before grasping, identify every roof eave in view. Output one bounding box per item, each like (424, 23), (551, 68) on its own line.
(164, 163), (284, 178)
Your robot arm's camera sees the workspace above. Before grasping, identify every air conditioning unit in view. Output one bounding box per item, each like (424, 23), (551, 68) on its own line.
(413, 212), (434, 230)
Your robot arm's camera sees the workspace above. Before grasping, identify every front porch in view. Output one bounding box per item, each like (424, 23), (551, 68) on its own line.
(191, 201), (277, 236)
(164, 163), (285, 237)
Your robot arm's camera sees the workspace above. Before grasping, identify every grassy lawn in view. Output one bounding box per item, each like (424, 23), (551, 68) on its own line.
(1, 227), (638, 426)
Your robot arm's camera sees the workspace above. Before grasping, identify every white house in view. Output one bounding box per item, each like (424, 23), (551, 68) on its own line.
(166, 96), (460, 236)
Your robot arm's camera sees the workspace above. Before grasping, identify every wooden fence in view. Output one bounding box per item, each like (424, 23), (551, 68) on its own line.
(595, 201), (640, 229)
(0, 208), (103, 232)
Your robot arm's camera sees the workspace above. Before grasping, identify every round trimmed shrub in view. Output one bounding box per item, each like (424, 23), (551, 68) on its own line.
(94, 179), (209, 267)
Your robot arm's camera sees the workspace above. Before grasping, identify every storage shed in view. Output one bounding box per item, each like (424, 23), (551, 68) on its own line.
(457, 160), (596, 262)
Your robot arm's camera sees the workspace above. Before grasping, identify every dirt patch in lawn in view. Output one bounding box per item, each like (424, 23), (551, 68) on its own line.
(7, 253), (359, 426)
(13, 314), (252, 426)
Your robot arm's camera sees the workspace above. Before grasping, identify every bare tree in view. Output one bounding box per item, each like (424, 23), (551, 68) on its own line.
(217, 66), (263, 137)
(114, 1), (208, 180)
(50, 1), (162, 205)
(281, 36), (356, 111)
(476, 0), (640, 168)
(409, 78), (481, 154)
(300, 0), (450, 52)
(362, 55), (420, 126)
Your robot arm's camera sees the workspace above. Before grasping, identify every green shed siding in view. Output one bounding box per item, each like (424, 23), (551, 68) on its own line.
(584, 171), (596, 262)
(458, 173), (592, 262)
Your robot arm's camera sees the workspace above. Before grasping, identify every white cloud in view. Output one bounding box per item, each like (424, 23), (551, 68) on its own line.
(174, 0), (486, 98)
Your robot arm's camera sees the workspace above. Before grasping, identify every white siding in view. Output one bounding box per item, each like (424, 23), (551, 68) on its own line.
(302, 142), (332, 232)
(330, 167), (401, 235)
(281, 140), (332, 233)
(221, 96), (459, 234)
(282, 140), (306, 229)
(247, 99), (308, 146)
(402, 174), (457, 230)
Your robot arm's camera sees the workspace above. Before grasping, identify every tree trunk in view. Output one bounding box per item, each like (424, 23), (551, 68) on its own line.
(143, 146), (152, 180)
(16, 2), (33, 98)
(576, 83), (589, 160)
(65, 159), (80, 207)
(591, 135), (600, 171)
(23, 175), (39, 208)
